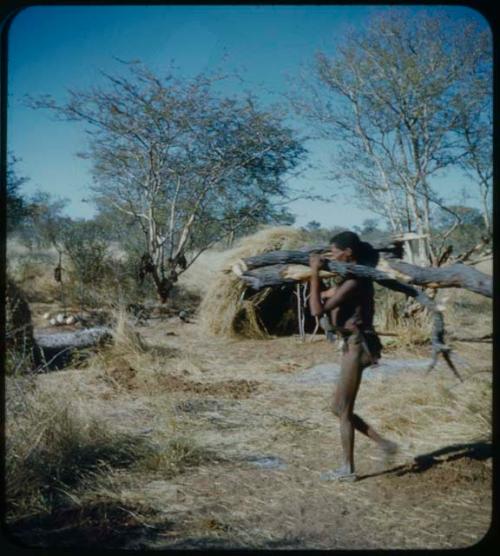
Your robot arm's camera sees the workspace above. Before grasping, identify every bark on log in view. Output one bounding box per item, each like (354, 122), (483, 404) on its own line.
(387, 260), (492, 298)
(236, 259), (463, 380)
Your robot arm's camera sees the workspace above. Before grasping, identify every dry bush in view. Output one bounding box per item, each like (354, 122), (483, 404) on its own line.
(374, 287), (434, 352)
(63, 258), (135, 311)
(8, 255), (60, 304)
(137, 436), (221, 478)
(84, 308), (181, 395)
(374, 280), (492, 349)
(6, 239), (158, 310)
(157, 284), (202, 316)
(111, 307), (148, 353)
(83, 307), (148, 370)
(85, 308), (150, 383)
(198, 226), (308, 338)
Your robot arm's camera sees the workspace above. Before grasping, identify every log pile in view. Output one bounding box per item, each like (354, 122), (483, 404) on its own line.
(229, 247), (493, 380)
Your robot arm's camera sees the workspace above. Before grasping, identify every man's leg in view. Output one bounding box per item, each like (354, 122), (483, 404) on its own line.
(330, 339), (364, 476)
(348, 343), (398, 454)
(349, 415), (398, 453)
(322, 337), (396, 481)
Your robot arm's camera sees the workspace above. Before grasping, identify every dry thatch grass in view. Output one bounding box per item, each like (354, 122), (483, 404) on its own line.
(177, 250), (232, 298)
(5, 378), (152, 524)
(85, 307), (146, 371)
(198, 226), (307, 338)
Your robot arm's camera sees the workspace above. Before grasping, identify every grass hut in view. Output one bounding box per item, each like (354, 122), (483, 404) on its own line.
(198, 227), (318, 338)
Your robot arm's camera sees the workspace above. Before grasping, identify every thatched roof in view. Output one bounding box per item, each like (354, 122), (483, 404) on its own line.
(198, 227), (310, 338)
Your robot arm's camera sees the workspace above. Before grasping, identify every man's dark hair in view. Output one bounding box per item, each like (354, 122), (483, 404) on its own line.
(330, 231), (361, 251)
(330, 231), (379, 267)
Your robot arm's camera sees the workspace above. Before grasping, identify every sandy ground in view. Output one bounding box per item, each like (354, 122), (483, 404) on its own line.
(13, 299), (492, 550)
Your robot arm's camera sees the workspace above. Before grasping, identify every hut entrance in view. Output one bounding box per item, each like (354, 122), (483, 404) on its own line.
(241, 285), (318, 337)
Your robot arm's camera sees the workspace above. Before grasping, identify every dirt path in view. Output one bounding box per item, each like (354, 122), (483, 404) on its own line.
(22, 313), (492, 550)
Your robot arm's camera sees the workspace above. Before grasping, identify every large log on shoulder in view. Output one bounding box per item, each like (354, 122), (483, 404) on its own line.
(235, 257), (465, 380)
(233, 250), (492, 298)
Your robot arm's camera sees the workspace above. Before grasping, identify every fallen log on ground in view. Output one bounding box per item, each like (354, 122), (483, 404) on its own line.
(33, 326), (113, 371)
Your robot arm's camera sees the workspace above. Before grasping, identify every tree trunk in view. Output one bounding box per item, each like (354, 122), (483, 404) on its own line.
(151, 269), (174, 303)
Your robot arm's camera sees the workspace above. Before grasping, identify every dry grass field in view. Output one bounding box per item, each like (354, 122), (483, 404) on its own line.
(4, 238), (493, 550)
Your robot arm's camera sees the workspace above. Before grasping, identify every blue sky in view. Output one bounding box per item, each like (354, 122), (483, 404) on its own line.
(7, 4), (490, 228)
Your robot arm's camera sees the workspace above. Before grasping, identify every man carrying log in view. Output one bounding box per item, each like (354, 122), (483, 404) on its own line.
(309, 231), (398, 482)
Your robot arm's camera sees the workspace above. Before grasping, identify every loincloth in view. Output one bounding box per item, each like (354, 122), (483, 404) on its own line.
(341, 329), (382, 366)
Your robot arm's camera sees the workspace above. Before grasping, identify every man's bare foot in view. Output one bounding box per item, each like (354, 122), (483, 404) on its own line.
(320, 467), (357, 482)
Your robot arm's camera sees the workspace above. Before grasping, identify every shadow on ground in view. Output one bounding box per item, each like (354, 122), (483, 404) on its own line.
(4, 505), (170, 550)
(359, 440), (492, 481)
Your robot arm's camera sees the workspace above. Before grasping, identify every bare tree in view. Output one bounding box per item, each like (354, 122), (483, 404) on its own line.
(29, 62), (306, 301)
(452, 49), (492, 237)
(292, 10), (491, 265)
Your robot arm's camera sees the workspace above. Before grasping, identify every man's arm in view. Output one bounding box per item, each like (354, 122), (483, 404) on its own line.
(308, 255), (324, 317)
(321, 279), (358, 312)
(309, 255), (359, 316)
